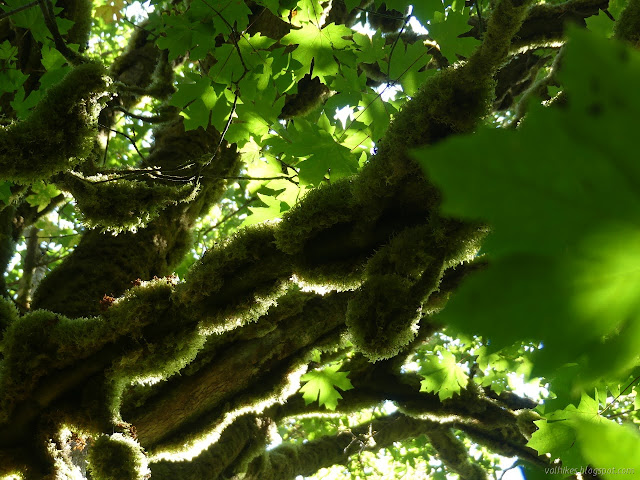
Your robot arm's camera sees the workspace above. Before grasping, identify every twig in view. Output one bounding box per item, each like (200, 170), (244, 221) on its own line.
(200, 196), (257, 237)
(499, 461), (520, 480)
(98, 123), (148, 162)
(109, 105), (178, 124)
(38, 0), (85, 65)
(386, 14), (412, 79)
(24, 233), (79, 240)
(122, 17), (159, 39)
(0, 0), (39, 20)
(207, 175), (297, 183)
(200, 0), (249, 80)
(600, 374), (640, 416)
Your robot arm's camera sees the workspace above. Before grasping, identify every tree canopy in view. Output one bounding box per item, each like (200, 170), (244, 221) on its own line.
(1, 0), (640, 478)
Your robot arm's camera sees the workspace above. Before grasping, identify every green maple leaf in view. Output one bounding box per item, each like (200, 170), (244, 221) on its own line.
(26, 182), (60, 213)
(170, 75), (207, 108)
(210, 0), (251, 32)
(266, 118), (358, 185)
(385, 39), (433, 96)
(225, 91), (285, 146)
(292, 0), (324, 24)
(352, 32), (386, 65)
(428, 10), (480, 62)
(0, 40), (17, 61)
(527, 391), (640, 477)
(157, 16), (196, 61)
(528, 392), (602, 460)
(527, 410), (577, 461)
(281, 22), (353, 79)
(181, 99), (211, 130)
(585, 0), (623, 37)
(419, 350), (468, 401)
(11, 87), (41, 119)
(415, 28), (640, 388)
(299, 364), (354, 410)
(207, 43), (246, 84)
(244, 193), (289, 226)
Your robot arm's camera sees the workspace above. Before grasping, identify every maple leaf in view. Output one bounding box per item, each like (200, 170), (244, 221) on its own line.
(419, 350), (468, 401)
(281, 22), (352, 79)
(299, 365), (354, 410)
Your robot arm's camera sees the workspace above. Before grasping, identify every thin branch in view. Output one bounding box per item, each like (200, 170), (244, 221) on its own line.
(200, 196), (257, 237)
(122, 17), (159, 39)
(109, 106), (179, 124)
(208, 175), (297, 183)
(386, 15), (412, 79)
(219, 92), (238, 149)
(199, 91), (240, 179)
(38, 0), (84, 65)
(200, 0), (249, 79)
(600, 374), (640, 416)
(36, 251), (71, 266)
(98, 124), (148, 163)
(21, 233), (79, 240)
(499, 460), (521, 480)
(0, 0), (39, 20)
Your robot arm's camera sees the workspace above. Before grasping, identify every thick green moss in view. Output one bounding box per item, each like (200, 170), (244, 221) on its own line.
(0, 279), (173, 421)
(0, 62), (109, 183)
(60, 0), (93, 50)
(275, 179), (356, 255)
(107, 325), (206, 423)
(175, 224), (292, 329)
(346, 274), (421, 361)
(365, 225), (438, 280)
(87, 433), (149, 480)
(58, 173), (195, 232)
(0, 297), (18, 343)
(0, 310), (102, 411)
(150, 414), (268, 480)
(614, 0), (640, 47)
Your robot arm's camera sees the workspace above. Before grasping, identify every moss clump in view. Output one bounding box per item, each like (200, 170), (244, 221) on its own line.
(87, 433), (149, 480)
(291, 260), (364, 292)
(101, 276), (175, 330)
(275, 178), (356, 255)
(61, 0), (93, 50)
(107, 326), (206, 422)
(58, 173), (196, 232)
(382, 66), (493, 155)
(0, 279), (174, 421)
(365, 225), (438, 280)
(614, 0), (640, 47)
(346, 274), (421, 361)
(0, 62), (109, 183)
(0, 296), (18, 344)
(175, 224), (292, 329)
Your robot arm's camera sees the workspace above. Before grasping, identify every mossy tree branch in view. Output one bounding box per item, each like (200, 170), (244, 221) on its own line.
(0, 1), (554, 477)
